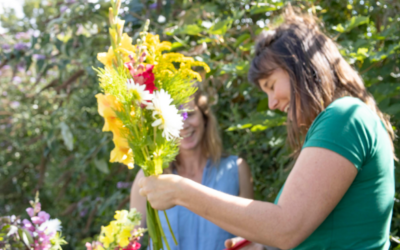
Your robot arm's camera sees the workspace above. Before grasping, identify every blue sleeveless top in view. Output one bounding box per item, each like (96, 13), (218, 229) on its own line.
(154, 155), (239, 250)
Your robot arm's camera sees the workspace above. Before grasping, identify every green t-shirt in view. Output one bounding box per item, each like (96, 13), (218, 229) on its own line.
(275, 97), (394, 249)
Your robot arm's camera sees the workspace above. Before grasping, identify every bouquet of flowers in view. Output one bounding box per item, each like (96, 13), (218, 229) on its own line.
(94, 1), (210, 249)
(85, 209), (145, 250)
(0, 193), (67, 250)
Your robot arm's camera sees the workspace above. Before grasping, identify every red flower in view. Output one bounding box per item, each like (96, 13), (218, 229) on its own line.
(133, 64), (157, 94)
(122, 242), (141, 250)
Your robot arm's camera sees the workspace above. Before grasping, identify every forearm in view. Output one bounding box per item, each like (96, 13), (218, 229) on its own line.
(175, 178), (291, 248)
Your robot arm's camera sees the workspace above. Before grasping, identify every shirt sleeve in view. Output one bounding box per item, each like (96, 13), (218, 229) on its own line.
(302, 100), (375, 170)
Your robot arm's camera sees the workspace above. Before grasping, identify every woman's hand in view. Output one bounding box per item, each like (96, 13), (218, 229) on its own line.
(225, 237), (265, 250)
(138, 174), (184, 210)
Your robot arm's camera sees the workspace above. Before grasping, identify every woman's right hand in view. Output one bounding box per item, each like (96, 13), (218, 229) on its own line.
(224, 237), (265, 250)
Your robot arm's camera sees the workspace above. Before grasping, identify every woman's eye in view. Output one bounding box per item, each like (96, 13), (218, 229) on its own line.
(270, 83), (275, 91)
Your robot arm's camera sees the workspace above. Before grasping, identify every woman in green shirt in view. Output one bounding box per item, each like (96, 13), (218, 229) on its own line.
(137, 7), (396, 250)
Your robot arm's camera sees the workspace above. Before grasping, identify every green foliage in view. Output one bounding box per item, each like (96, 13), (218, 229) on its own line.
(1, 0), (400, 249)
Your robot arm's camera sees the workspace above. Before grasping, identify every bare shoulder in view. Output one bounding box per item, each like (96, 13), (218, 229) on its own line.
(237, 157), (251, 172)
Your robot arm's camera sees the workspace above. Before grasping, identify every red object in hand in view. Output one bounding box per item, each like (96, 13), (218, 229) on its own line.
(224, 239), (251, 250)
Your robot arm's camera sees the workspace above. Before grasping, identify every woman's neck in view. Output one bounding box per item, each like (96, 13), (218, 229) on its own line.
(176, 147), (208, 181)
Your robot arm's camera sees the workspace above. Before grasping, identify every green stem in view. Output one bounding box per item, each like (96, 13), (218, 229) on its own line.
(163, 210), (178, 245)
(155, 209), (170, 250)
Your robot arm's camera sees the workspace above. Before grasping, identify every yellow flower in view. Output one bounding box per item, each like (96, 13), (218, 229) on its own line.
(95, 93), (124, 133)
(94, 245), (105, 250)
(97, 33), (135, 68)
(99, 223), (116, 248)
(97, 47), (115, 69)
(117, 226), (132, 247)
(114, 210), (128, 222)
(110, 136), (134, 169)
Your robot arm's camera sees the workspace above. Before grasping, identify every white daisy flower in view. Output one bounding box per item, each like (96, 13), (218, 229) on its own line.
(126, 79), (153, 105)
(39, 219), (62, 236)
(147, 89), (183, 141)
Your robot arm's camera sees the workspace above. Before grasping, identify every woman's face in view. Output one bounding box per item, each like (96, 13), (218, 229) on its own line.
(179, 100), (205, 151)
(259, 68), (291, 113)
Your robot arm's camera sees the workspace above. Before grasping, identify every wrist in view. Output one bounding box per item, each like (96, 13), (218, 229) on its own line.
(173, 175), (189, 206)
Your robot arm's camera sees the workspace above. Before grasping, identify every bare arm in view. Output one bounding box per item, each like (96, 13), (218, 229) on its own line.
(130, 169), (147, 228)
(140, 147), (357, 249)
(237, 157), (253, 199)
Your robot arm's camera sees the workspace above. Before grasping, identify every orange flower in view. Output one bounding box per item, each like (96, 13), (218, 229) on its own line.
(95, 94), (124, 133)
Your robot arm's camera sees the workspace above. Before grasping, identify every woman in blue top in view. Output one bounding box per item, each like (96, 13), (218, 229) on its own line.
(137, 7), (395, 250)
(130, 89), (258, 250)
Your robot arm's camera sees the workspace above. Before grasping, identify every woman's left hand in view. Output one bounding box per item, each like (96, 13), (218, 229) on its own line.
(138, 174), (183, 210)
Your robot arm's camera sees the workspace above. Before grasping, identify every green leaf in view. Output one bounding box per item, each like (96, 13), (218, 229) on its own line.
(234, 33), (251, 47)
(177, 24), (204, 35)
(257, 98), (269, 112)
(250, 4), (276, 15)
(333, 16), (369, 33)
(209, 19), (232, 35)
(18, 228), (33, 246)
(60, 122), (74, 151)
(94, 158), (109, 174)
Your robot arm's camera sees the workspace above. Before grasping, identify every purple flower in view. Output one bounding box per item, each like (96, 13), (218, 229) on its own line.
(149, 3), (158, 9)
(38, 211), (50, 222)
(26, 207), (35, 217)
(80, 208), (88, 217)
(182, 112), (188, 121)
(14, 43), (30, 51)
(2, 91), (7, 96)
(10, 101), (20, 109)
(22, 219), (35, 232)
(33, 54), (46, 60)
(2, 44), (11, 50)
(60, 5), (68, 13)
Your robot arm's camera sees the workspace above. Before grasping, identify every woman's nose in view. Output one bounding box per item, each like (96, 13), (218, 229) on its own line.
(268, 96), (278, 110)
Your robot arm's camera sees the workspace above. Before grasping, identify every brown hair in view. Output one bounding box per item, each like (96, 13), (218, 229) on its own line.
(248, 6), (395, 158)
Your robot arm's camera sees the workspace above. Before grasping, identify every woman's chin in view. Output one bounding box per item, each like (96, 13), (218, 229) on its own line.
(180, 137), (200, 150)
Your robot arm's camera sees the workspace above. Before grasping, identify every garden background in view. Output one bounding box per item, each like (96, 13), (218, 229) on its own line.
(1, 0), (400, 249)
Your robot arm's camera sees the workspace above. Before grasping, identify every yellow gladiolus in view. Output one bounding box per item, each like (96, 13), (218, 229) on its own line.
(97, 33), (135, 68)
(97, 47), (115, 69)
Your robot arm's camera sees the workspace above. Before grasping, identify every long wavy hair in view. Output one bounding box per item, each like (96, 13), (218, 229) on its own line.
(248, 6), (395, 158)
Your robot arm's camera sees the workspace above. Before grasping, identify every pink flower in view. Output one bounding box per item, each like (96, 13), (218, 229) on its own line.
(26, 207), (34, 217)
(22, 219), (35, 232)
(38, 211), (50, 222)
(31, 216), (43, 224)
(123, 242), (141, 250)
(85, 242), (93, 250)
(34, 202), (41, 214)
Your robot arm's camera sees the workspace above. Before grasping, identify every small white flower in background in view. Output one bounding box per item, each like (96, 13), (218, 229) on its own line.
(147, 89), (183, 141)
(126, 79), (153, 104)
(39, 219), (62, 236)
